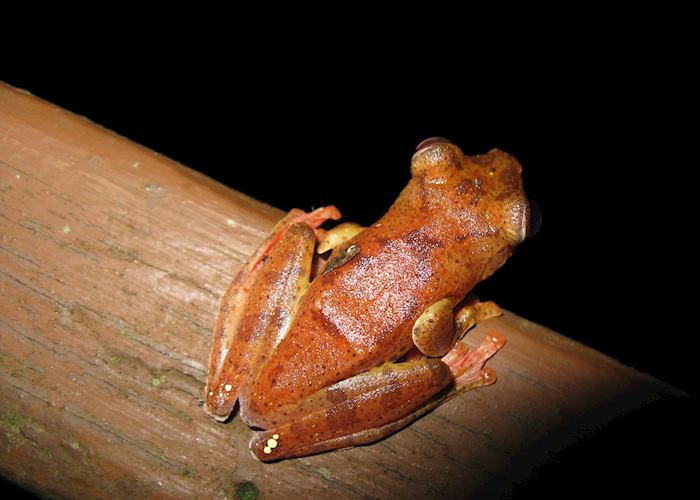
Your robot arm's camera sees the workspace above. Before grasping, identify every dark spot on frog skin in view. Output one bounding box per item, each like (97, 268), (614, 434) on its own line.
(374, 235), (391, 248)
(448, 149), (465, 170)
(324, 401), (358, 429)
(455, 178), (484, 206)
(418, 175), (431, 212)
(498, 158), (523, 192)
(403, 228), (445, 256)
(326, 386), (348, 404)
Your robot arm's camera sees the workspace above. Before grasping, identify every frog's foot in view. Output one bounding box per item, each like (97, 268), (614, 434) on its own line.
(248, 359), (453, 461)
(441, 332), (505, 391)
(204, 207), (340, 420)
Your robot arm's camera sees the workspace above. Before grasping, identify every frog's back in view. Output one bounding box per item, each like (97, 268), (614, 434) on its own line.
(244, 216), (467, 408)
(245, 144), (529, 410)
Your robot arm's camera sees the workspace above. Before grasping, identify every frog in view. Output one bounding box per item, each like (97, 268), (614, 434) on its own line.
(204, 138), (536, 461)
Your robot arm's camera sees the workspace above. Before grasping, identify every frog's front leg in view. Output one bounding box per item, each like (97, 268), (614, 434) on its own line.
(317, 222), (365, 254)
(249, 333), (503, 461)
(204, 207), (339, 420)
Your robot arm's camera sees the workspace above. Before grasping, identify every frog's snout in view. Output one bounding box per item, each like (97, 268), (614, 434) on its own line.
(526, 199), (542, 238)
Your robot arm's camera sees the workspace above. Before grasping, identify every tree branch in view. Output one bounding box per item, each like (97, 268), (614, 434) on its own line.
(0, 83), (679, 499)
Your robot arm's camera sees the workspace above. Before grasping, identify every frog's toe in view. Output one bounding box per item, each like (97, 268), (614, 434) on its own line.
(442, 332), (505, 390)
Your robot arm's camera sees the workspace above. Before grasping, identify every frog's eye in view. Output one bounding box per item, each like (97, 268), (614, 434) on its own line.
(415, 137), (452, 154)
(526, 199), (542, 238)
(411, 138), (456, 177)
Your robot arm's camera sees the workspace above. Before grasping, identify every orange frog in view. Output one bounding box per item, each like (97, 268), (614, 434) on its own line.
(204, 138), (537, 461)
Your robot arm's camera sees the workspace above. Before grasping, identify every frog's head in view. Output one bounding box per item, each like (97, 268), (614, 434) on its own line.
(411, 138), (539, 249)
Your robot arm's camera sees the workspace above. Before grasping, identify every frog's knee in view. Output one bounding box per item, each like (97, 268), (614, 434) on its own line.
(412, 298), (458, 357)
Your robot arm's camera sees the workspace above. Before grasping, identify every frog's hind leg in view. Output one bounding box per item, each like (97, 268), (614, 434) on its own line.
(249, 358), (453, 461)
(248, 333), (504, 461)
(204, 207), (340, 421)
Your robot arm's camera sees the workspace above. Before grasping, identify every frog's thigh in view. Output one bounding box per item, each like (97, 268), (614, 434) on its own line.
(249, 359), (452, 461)
(204, 222), (317, 420)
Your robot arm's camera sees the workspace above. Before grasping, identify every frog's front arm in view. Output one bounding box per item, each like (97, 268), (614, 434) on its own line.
(412, 297), (503, 357)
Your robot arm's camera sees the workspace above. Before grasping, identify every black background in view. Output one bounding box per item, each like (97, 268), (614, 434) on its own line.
(3, 40), (696, 496)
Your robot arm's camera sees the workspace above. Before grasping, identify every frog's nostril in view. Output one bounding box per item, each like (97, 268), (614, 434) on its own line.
(527, 199), (542, 238)
(415, 137), (452, 152)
